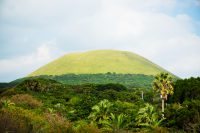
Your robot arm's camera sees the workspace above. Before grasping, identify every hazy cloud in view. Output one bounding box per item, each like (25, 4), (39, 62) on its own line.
(0, 42), (64, 81)
(0, 0), (200, 81)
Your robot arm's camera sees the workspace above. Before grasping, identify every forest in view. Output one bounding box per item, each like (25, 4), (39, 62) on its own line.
(11, 73), (155, 89)
(0, 73), (200, 133)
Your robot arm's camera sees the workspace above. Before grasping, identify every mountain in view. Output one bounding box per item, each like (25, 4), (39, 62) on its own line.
(29, 50), (171, 76)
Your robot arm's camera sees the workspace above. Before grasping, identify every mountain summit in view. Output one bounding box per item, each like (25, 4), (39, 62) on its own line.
(29, 50), (170, 76)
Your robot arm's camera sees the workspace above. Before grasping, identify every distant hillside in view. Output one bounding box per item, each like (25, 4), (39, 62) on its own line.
(13, 74), (155, 89)
(29, 50), (171, 76)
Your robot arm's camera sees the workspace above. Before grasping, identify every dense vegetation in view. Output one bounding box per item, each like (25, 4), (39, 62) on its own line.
(29, 50), (169, 76)
(0, 75), (200, 132)
(169, 77), (200, 103)
(13, 73), (155, 89)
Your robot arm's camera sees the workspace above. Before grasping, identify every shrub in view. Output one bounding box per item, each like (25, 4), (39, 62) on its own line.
(0, 107), (47, 133)
(135, 103), (164, 128)
(169, 77), (200, 103)
(165, 100), (200, 132)
(69, 96), (82, 105)
(96, 83), (127, 92)
(0, 88), (17, 97)
(0, 105), (74, 133)
(17, 78), (61, 92)
(11, 94), (43, 108)
(75, 124), (101, 133)
(44, 112), (74, 133)
(0, 99), (15, 108)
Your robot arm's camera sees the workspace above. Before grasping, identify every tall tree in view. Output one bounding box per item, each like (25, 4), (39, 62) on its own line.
(153, 73), (174, 113)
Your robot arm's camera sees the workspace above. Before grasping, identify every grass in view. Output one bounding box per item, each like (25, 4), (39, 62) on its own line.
(29, 50), (170, 76)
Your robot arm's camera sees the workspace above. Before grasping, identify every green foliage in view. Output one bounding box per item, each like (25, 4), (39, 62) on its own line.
(14, 73), (155, 88)
(0, 82), (16, 89)
(0, 99), (15, 108)
(110, 113), (127, 130)
(153, 72), (174, 113)
(0, 104), (74, 133)
(17, 78), (62, 92)
(89, 99), (131, 132)
(44, 112), (73, 133)
(0, 88), (18, 97)
(96, 83), (127, 91)
(1, 76), (200, 133)
(153, 73), (174, 100)
(165, 100), (200, 132)
(89, 99), (113, 125)
(169, 77), (200, 103)
(69, 92), (97, 120)
(136, 103), (164, 128)
(10, 94), (43, 109)
(0, 106), (47, 133)
(73, 120), (101, 133)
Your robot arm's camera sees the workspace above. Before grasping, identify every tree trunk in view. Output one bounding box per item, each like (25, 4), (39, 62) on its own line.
(162, 98), (165, 118)
(141, 91), (144, 100)
(162, 98), (164, 113)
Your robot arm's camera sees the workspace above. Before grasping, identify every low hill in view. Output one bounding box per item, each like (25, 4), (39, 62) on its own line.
(29, 50), (171, 76)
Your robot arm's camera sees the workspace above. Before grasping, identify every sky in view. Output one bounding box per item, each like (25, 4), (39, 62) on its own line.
(0, 0), (200, 82)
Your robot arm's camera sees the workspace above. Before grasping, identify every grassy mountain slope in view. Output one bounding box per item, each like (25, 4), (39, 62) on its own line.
(29, 50), (169, 76)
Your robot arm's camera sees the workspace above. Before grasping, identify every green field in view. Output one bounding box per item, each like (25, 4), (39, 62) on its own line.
(29, 50), (170, 76)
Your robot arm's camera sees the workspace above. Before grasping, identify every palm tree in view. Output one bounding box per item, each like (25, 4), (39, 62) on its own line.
(88, 99), (113, 131)
(136, 103), (164, 128)
(110, 113), (127, 131)
(152, 72), (174, 113)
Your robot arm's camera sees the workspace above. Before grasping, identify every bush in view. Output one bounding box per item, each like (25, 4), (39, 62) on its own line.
(0, 107), (47, 133)
(0, 105), (74, 133)
(11, 94), (43, 108)
(44, 112), (74, 133)
(0, 88), (17, 97)
(165, 100), (200, 132)
(73, 120), (101, 133)
(169, 77), (200, 103)
(96, 83), (127, 91)
(75, 124), (101, 133)
(17, 78), (61, 92)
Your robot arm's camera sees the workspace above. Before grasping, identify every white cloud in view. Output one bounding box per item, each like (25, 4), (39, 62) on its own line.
(75, 2), (200, 78)
(0, 42), (64, 81)
(0, 0), (200, 81)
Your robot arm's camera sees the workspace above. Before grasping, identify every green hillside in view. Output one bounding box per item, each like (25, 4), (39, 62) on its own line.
(12, 74), (155, 89)
(29, 50), (170, 76)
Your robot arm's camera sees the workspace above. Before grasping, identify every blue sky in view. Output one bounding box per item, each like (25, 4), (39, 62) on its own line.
(0, 0), (200, 82)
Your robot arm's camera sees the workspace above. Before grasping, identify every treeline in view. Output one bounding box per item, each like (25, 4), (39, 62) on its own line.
(170, 77), (200, 103)
(12, 73), (155, 89)
(165, 77), (200, 131)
